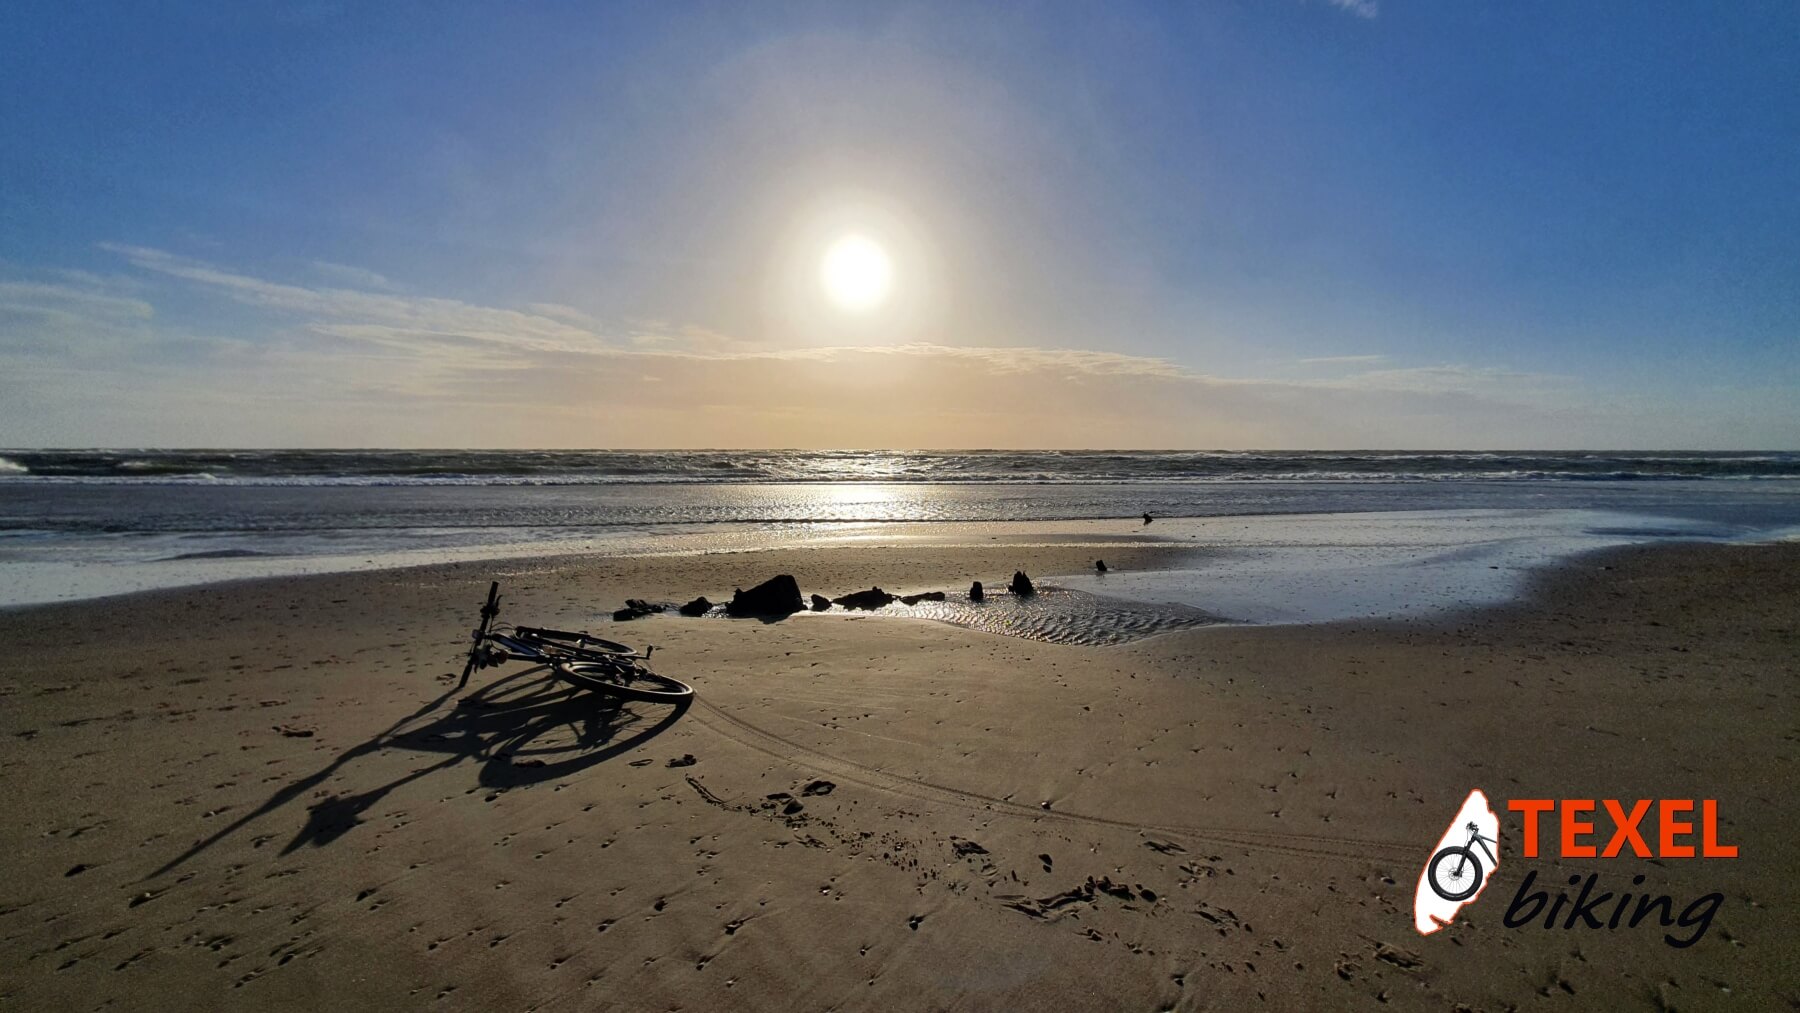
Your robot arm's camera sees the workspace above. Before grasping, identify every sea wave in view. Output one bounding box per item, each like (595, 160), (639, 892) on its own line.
(1, 449), (1797, 486)
(0, 469), (1792, 488)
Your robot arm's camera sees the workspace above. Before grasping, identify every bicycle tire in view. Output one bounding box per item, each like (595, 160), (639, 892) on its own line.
(1426, 846), (1483, 901)
(554, 661), (694, 704)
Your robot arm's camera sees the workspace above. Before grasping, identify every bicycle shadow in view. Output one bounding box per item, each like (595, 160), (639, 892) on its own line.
(149, 666), (689, 877)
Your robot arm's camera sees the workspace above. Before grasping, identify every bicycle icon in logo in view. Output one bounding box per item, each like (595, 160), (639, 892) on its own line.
(1427, 820), (1500, 901)
(1414, 789), (1501, 934)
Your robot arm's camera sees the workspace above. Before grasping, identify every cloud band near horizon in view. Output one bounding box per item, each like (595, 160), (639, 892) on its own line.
(0, 245), (1791, 450)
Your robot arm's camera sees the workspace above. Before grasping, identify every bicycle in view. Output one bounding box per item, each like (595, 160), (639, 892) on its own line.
(459, 581), (694, 704)
(1427, 821), (1498, 901)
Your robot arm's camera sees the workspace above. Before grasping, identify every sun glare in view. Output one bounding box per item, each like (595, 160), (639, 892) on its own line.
(820, 235), (893, 312)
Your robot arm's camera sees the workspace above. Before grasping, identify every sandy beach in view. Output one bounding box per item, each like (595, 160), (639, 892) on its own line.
(10, 0), (1800, 1006)
(1, 535), (1794, 1010)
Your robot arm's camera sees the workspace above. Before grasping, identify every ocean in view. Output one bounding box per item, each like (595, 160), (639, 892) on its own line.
(3, 449), (1798, 611)
(6, 449), (1799, 485)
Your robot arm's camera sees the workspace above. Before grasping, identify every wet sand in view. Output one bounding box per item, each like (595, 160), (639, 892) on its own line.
(0, 538), (1795, 1010)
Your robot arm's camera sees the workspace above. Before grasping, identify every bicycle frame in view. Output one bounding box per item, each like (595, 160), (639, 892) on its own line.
(483, 632), (551, 661)
(459, 581), (661, 688)
(1463, 825), (1497, 865)
(458, 581), (504, 688)
(458, 583), (597, 686)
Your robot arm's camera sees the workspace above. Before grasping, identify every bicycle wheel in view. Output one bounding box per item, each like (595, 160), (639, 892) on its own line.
(554, 660), (694, 704)
(513, 626), (640, 660)
(1426, 846), (1483, 901)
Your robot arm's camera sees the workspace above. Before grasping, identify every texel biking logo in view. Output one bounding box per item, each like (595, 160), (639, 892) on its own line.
(1412, 791), (1735, 948)
(1413, 789), (1501, 934)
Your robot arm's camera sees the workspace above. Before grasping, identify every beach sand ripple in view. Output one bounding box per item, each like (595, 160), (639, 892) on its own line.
(873, 586), (1223, 645)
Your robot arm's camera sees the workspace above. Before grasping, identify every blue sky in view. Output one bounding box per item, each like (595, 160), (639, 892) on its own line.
(2, 1), (1796, 448)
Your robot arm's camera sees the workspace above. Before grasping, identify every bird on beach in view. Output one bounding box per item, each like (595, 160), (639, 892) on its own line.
(1142, 512), (1153, 525)
(1095, 560), (1108, 573)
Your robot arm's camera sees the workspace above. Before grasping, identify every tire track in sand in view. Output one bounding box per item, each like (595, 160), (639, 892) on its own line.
(690, 699), (1419, 865)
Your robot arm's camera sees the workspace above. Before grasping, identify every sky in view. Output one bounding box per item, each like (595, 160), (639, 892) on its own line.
(1, 1), (1796, 449)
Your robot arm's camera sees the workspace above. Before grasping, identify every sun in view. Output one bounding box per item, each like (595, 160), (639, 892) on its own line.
(820, 234), (893, 312)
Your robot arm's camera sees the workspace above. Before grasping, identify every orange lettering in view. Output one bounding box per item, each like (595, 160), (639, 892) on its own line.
(1561, 799), (1597, 858)
(1601, 799), (1653, 857)
(1509, 799), (1554, 858)
(1659, 799), (1695, 858)
(1700, 799), (1737, 858)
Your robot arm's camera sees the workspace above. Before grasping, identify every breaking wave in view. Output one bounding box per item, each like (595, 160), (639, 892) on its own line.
(2, 449), (1796, 486)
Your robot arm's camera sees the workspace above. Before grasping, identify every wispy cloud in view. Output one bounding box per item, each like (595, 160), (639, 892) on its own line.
(310, 261), (400, 292)
(1297, 353), (1385, 366)
(739, 343), (1193, 379)
(72, 244), (1609, 443)
(101, 243), (614, 358)
(88, 246), (1206, 383)
(1326, 0), (1379, 20)
(0, 277), (162, 361)
(0, 281), (154, 323)
(1319, 363), (1574, 396)
(0, 244), (1787, 448)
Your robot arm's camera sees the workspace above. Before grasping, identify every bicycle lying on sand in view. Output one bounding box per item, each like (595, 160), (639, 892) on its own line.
(1427, 821), (1498, 901)
(459, 582), (694, 703)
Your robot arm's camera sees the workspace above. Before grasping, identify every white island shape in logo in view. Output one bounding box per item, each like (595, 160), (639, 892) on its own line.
(1414, 789), (1501, 935)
